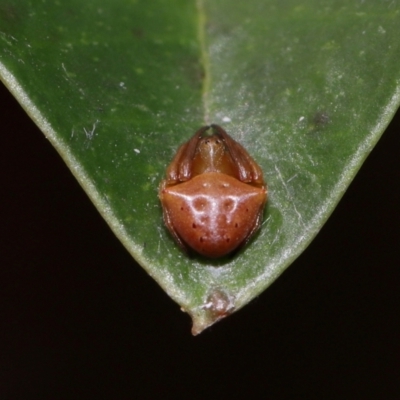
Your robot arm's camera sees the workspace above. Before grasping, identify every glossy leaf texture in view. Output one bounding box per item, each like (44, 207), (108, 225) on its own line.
(1, 0), (399, 334)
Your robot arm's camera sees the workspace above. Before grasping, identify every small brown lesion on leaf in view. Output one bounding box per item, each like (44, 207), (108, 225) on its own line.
(304, 109), (332, 136)
(313, 110), (330, 127)
(189, 288), (235, 335)
(205, 288), (235, 316)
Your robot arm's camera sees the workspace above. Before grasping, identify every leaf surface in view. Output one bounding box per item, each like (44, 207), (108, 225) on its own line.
(1, 0), (399, 333)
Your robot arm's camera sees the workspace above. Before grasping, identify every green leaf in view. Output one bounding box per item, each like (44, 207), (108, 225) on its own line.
(1, 0), (399, 334)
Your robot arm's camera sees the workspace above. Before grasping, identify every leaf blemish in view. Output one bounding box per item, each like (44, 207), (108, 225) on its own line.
(83, 119), (99, 140)
(192, 288), (235, 335)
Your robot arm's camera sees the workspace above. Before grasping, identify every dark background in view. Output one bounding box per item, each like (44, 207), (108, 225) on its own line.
(1, 81), (399, 399)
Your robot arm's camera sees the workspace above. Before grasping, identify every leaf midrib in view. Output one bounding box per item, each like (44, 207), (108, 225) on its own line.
(196, 0), (211, 124)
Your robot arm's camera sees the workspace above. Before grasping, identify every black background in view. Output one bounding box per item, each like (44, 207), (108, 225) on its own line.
(1, 81), (399, 399)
